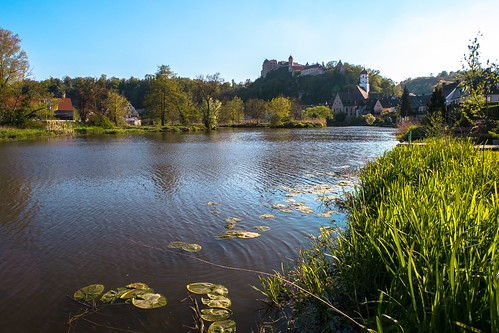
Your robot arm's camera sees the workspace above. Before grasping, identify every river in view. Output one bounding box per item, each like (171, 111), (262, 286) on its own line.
(0, 126), (397, 332)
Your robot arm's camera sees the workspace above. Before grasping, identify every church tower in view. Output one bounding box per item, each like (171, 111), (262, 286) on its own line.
(360, 69), (369, 94)
(288, 55), (293, 71)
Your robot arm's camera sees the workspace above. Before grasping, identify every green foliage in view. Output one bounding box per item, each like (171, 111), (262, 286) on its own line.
(396, 125), (425, 141)
(363, 113), (376, 125)
(260, 139), (499, 332)
(400, 86), (411, 117)
(301, 105), (333, 121)
(102, 90), (129, 125)
(459, 33), (499, 124)
(88, 113), (114, 128)
(266, 96), (291, 127)
(219, 96), (244, 124)
(399, 71), (460, 95)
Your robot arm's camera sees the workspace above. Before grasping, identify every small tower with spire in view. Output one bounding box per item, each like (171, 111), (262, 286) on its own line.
(360, 68), (369, 95)
(288, 55), (294, 71)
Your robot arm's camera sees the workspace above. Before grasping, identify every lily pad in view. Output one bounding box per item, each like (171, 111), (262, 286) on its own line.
(318, 211), (337, 217)
(209, 210), (221, 214)
(255, 226), (270, 232)
(168, 241), (187, 249)
(208, 202), (220, 206)
(285, 193), (298, 197)
(208, 319), (236, 333)
(120, 288), (153, 300)
(127, 282), (149, 289)
(101, 290), (118, 303)
(181, 243), (202, 252)
(279, 208), (294, 213)
(236, 231), (261, 239)
(202, 296), (231, 307)
(131, 293), (167, 309)
(210, 285), (229, 296)
(225, 217), (242, 223)
(283, 198), (296, 203)
(259, 214), (275, 219)
(271, 204), (286, 209)
(200, 307), (232, 321)
(187, 282), (216, 294)
(74, 284), (105, 302)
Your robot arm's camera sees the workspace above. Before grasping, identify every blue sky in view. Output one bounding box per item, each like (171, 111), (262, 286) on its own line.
(1, 0), (498, 84)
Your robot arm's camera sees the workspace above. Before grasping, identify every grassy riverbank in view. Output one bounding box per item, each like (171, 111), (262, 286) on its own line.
(0, 122), (206, 140)
(259, 139), (499, 332)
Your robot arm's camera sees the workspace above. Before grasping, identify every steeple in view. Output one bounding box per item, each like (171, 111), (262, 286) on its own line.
(359, 68), (369, 95)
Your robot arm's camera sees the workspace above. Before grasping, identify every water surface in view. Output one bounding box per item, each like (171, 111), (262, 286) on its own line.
(0, 127), (397, 332)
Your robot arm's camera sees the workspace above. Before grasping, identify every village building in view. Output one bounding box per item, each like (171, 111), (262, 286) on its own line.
(331, 71), (370, 119)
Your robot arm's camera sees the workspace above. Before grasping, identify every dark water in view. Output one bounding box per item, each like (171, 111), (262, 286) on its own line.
(0, 127), (397, 332)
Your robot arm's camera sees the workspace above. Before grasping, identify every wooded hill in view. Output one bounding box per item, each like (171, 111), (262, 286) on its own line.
(231, 63), (401, 104)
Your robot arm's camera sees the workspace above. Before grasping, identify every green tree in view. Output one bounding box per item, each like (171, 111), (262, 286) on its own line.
(244, 98), (266, 122)
(144, 65), (182, 126)
(74, 77), (106, 122)
(426, 87), (447, 121)
(266, 96), (291, 127)
(194, 74), (222, 129)
(400, 86), (411, 117)
(102, 91), (129, 126)
(459, 33), (499, 123)
(219, 96), (244, 124)
(301, 105), (333, 121)
(0, 27), (29, 99)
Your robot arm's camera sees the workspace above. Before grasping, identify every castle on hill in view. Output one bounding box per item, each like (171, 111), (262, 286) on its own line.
(261, 55), (327, 78)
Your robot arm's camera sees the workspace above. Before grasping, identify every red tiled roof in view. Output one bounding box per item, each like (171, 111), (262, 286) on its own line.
(56, 98), (73, 111)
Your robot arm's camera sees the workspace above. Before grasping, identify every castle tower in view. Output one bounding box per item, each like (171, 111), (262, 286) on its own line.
(360, 69), (369, 94)
(288, 55), (293, 71)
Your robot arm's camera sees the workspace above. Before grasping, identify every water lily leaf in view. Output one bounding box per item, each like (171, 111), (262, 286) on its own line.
(181, 243), (202, 252)
(236, 231), (261, 239)
(225, 229), (247, 236)
(304, 174), (315, 178)
(225, 217), (242, 223)
(200, 307), (232, 321)
(259, 214), (275, 219)
(187, 282), (216, 294)
(168, 241), (187, 249)
(101, 290), (118, 303)
(120, 288), (149, 300)
(202, 296), (231, 308)
(131, 293), (167, 309)
(283, 198), (296, 203)
(285, 193), (298, 197)
(208, 320), (236, 333)
(208, 202), (220, 206)
(73, 284), (105, 301)
(127, 282), (149, 289)
(255, 226), (270, 232)
(318, 211), (337, 217)
(211, 285), (228, 296)
(271, 204), (286, 209)
(279, 208), (294, 213)
(209, 210), (221, 214)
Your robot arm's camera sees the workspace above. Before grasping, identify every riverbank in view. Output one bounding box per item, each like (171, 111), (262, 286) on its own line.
(259, 138), (499, 332)
(0, 123), (206, 141)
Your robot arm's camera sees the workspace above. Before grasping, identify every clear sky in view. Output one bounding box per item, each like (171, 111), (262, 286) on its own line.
(1, 0), (498, 84)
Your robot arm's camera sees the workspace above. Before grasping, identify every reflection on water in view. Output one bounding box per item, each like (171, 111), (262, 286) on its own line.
(0, 127), (397, 332)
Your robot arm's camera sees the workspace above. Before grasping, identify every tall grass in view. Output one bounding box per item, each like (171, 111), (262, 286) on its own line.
(259, 139), (499, 332)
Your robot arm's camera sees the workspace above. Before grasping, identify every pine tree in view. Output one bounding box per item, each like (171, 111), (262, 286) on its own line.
(427, 87), (447, 121)
(400, 86), (411, 117)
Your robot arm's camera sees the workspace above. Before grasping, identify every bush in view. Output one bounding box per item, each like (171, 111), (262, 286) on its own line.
(88, 113), (114, 129)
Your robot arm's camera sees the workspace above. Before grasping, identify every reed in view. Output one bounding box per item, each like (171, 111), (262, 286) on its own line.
(260, 138), (499, 332)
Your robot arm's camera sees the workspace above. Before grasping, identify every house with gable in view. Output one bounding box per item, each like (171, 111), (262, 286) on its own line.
(331, 69), (370, 120)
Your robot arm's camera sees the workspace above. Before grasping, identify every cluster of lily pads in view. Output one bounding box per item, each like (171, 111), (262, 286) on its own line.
(73, 282), (167, 309)
(187, 282), (236, 333)
(209, 201), (271, 240)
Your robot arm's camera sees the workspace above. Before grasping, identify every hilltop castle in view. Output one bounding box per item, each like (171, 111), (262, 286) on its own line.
(261, 55), (326, 78)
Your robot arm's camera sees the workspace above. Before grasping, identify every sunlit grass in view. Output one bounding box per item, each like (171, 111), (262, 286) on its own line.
(259, 138), (499, 332)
